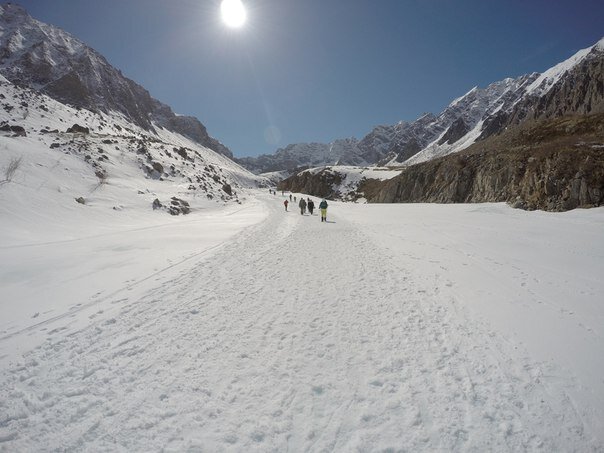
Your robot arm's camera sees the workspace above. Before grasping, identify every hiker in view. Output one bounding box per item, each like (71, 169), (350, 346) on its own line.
(289, 194), (292, 202)
(299, 197), (307, 215)
(319, 199), (328, 222)
(284, 199), (289, 211)
(307, 199), (315, 215)
(294, 196), (297, 202)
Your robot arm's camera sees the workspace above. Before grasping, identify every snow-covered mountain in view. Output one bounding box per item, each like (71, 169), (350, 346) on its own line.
(237, 137), (367, 175)
(243, 37), (604, 173)
(380, 75), (537, 165)
(0, 2), (232, 158)
(0, 74), (265, 212)
(0, 3), (268, 218)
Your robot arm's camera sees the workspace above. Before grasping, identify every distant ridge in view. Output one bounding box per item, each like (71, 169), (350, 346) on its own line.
(241, 37), (604, 173)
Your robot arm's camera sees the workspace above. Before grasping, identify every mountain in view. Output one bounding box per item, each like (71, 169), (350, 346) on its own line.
(370, 114), (604, 211)
(0, 3), (267, 218)
(278, 113), (604, 211)
(277, 38), (604, 211)
(246, 37), (604, 174)
(379, 74), (538, 165)
(0, 2), (232, 158)
(0, 73), (264, 210)
(237, 137), (366, 175)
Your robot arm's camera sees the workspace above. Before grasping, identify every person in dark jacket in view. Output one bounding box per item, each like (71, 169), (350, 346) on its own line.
(319, 199), (328, 222)
(307, 199), (315, 215)
(299, 197), (307, 215)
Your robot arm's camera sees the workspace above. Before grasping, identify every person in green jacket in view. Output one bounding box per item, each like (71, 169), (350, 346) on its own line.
(319, 199), (328, 222)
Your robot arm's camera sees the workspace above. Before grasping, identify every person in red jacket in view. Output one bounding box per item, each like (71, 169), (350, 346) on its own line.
(284, 199), (289, 211)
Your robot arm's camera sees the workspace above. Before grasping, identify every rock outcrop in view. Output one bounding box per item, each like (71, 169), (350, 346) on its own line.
(278, 169), (344, 199)
(372, 114), (604, 211)
(279, 115), (604, 211)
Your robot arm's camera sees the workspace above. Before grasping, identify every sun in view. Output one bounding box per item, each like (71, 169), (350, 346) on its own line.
(221, 0), (247, 28)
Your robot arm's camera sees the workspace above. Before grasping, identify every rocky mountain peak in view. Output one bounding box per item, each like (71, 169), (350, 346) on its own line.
(0, 2), (28, 20)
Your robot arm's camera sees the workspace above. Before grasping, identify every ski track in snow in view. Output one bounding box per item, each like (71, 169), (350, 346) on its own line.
(0, 194), (602, 452)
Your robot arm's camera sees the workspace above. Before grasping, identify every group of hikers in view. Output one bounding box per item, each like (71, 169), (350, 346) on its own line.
(282, 193), (329, 222)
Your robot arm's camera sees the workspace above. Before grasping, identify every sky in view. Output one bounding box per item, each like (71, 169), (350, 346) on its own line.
(13, 0), (604, 157)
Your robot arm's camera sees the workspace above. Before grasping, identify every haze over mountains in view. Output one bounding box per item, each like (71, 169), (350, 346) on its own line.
(239, 37), (604, 174)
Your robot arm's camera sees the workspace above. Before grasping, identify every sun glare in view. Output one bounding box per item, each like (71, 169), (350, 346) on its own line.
(221, 0), (247, 28)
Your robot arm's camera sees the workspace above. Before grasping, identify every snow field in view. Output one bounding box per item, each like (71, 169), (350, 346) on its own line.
(1, 192), (602, 451)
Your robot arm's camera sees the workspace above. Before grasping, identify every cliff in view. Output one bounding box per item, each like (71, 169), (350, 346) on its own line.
(373, 114), (604, 211)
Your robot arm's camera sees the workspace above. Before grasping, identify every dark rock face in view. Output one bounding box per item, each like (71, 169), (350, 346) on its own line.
(151, 161), (164, 174)
(529, 54), (604, 118)
(168, 197), (190, 215)
(371, 115), (604, 211)
(0, 123), (26, 136)
(438, 118), (469, 145)
(389, 138), (422, 163)
(479, 46), (604, 142)
(374, 149), (603, 211)
(277, 115), (604, 211)
(278, 168), (344, 199)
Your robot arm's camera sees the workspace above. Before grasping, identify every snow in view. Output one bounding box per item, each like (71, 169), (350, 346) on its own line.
(300, 166), (403, 200)
(404, 120), (485, 166)
(524, 40), (599, 96)
(1, 188), (603, 450)
(302, 166), (401, 181)
(449, 86), (478, 108)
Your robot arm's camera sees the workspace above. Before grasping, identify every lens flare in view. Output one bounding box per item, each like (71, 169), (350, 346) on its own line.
(221, 0), (247, 28)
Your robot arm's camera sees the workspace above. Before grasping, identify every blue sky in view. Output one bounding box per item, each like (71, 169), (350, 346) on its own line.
(15, 0), (604, 157)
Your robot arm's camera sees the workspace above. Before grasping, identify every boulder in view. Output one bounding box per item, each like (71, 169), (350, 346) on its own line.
(66, 124), (90, 134)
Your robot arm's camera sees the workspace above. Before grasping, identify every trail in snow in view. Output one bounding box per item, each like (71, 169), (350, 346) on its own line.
(0, 194), (602, 451)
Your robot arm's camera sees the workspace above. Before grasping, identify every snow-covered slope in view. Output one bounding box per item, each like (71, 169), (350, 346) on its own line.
(525, 37), (604, 97)
(0, 2), (232, 157)
(0, 75), (267, 223)
(1, 192), (603, 450)
(397, 75), (536, 166)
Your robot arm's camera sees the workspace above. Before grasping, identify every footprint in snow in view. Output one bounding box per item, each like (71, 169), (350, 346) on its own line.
(312, 385), (324, 395)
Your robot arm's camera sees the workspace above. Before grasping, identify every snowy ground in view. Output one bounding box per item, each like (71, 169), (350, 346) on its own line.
(1, 192), (603, 451)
